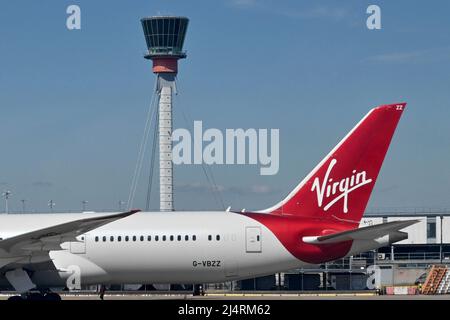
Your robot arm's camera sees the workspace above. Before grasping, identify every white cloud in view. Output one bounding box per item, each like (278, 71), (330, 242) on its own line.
(279, 5), (349, 21)
(229, 0), (259, 7)
(227, 1), (351, 22)
(250, 185), (272, 194)
(366, 51), (428, 63)
(366, 47), (450, 64)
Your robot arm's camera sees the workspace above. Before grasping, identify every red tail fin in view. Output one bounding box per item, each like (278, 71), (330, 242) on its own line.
(261, 103), (406, 224)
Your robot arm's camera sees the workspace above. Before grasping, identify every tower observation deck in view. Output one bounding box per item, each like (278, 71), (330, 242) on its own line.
(141, 16), (188, 73)
(140, 16), (189, 212)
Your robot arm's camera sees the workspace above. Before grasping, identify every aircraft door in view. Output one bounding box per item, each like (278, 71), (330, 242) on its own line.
(246, 227), (262, 253)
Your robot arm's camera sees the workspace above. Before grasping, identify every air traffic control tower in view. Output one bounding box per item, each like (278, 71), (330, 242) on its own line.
(141, 16), (189, 211)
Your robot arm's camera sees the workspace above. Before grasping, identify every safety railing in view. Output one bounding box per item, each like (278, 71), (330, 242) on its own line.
(382, 252), (450, 261)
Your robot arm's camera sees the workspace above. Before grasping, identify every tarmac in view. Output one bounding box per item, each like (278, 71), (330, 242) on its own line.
(1, 292), (450, 300)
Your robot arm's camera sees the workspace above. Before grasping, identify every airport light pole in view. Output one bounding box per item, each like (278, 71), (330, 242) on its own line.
(82, 200), (88, 211)
(2, 190), (11, 214)
(118, 200), (125, 211)
(48, 200), (55, 213)
(20, 199), (26, 213)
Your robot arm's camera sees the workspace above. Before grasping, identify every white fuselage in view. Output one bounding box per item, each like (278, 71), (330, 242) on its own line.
(0, 211), (303, 288)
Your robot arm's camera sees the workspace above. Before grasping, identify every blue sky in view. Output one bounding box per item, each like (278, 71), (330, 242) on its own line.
(1, 0), (450, 212)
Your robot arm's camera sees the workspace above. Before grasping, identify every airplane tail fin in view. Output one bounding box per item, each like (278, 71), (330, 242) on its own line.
(260, 103), (406, 225)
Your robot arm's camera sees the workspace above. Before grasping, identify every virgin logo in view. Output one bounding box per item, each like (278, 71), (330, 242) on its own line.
(311, 159), (372, 213)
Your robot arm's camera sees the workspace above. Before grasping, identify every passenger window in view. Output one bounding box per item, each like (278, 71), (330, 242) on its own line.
(95, 236), (99, 242)
(170, 235), (174, 241)
(257, 235), (260, 241)
(193, 235), (197, 241)
(102, 236), (106, 242)
(133, 236), (136, 242)
(110, 236), (114, 242)
(140, 236), (144, 241)
(216, 235), (220, 241)
(125, 236), (129, 242)
(118, 236), (122, 242)
(208, 235), (212, 241)
(177, 235), (181, 241)
(163, 235), (167, 241)
(148, 235), (151, 241)
(155, 235), (159, 241)
(185, 235), (188, 241)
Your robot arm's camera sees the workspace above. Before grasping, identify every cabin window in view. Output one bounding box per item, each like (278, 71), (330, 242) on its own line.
(216, 235), (220, 241)
(118, 236), (122, 242)
(95, 236), (99, 242)
(140, 236), (144, 242)
(257, 235), (260, 241)
(193, 235), (197, 241)
(125, 236), (129, 242)
(184, 235), (188, 241)
(170, 235), (174, 241)
(102, 236), (106, 242)
(132, 236), (137, 242)
(155, 235), (159, 241)
(110, 236), (114, 242)
(147, 235), (151, 241)
(208, 235), (212, 241)
(177, 235), (181, 241)
(162, 235), (167, 241)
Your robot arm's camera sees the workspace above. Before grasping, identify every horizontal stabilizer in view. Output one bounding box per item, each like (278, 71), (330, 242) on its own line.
(303, 219), (419, 244)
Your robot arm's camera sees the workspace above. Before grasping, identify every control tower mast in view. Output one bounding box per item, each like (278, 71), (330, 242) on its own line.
(141, 16), (189, 212)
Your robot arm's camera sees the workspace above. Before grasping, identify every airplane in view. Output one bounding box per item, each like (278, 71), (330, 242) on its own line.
(0, 103), (416, 300)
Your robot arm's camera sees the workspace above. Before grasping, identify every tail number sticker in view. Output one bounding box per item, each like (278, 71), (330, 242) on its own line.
(192, 260), (221, 267)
